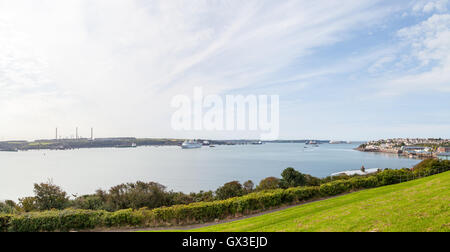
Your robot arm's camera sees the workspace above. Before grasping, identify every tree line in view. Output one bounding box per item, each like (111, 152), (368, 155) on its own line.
(0, 167), (367, 214)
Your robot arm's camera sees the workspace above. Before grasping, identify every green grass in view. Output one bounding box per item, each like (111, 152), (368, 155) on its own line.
(189, 171), (450, 232)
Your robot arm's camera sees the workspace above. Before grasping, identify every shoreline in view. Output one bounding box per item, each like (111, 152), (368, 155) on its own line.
(354, 147), (434, 160)
(0, 139), (331, 152)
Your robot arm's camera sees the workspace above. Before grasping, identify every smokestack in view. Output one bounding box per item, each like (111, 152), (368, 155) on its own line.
(56, 128), (58, 141)
(91, 127), (94, 140)
(76, 127), (78, 139)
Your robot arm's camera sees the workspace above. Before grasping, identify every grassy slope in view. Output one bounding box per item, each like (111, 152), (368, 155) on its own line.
(191, 171), (450, 232)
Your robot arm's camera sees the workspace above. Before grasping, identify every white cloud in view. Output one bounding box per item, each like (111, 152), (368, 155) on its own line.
(0, 0), (399, 139)
(376, 14), (450, 96)
(413, 0), (449, 13)
(398, 14), (450, 65)
(368, 55), (396, 74)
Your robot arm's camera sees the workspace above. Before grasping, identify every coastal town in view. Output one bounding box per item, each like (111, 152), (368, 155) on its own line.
(357, 138), (450, 159)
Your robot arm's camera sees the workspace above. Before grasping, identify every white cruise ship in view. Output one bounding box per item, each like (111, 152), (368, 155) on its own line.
(181, 140), (202, 149)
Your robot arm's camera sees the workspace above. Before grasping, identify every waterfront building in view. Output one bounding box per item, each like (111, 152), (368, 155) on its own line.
(438, 147), (450, 153)
(402, 146), (426, 152)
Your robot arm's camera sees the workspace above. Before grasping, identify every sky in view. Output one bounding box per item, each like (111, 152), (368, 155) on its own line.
(0, 0), (449, 141)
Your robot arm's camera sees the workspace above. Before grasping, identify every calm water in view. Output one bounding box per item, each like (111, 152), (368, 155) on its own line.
(0, 143), (420, 201)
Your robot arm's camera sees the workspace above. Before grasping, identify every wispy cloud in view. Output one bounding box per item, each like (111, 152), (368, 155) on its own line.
(0, 0), (448, 140)
(376, 13), (450, 96)
(412, 0), (449, 13)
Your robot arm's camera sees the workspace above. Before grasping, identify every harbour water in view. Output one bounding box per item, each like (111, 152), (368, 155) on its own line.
(0, 143), (420, 201)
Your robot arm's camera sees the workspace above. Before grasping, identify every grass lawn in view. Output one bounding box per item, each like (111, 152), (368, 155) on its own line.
(188, 171), (450, 232)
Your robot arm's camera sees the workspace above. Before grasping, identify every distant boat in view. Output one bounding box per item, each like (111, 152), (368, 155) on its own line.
(329, 140), (345, 144)
(181, 140), (202, 149)
(251, 141), (263, 145)
(0, 148), (18, 152)
(306, 140), (319, 147)
(115, 143), (137, 148)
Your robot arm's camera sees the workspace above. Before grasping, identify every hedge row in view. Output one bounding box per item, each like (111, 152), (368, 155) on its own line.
(1, 161), (449, 232)
(0, 187), (321, 232)
(0, 214), (12, 232)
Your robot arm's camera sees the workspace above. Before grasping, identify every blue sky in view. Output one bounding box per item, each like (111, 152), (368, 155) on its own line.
(0, 0), (449, 141)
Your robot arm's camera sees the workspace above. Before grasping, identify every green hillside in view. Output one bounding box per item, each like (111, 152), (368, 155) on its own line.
(190, 171), (450, 232)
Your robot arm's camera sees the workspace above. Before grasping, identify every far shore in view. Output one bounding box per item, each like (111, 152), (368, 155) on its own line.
(355, 146), (435, 160)
(0, 138), (333, 152)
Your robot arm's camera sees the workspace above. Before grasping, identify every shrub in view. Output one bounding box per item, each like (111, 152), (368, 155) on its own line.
(257, 177), (280, 190)
(72, 195), (105, 210)
(19, 197), (38, 212)
(0, 215), (12, 232)
(413, 159), (450, 175)
(319, 180), (352, 196)
(215, 181), (244, 200)
(97, 181), (173, 211)
(348, 176), (379, 189)
(0, 202), (15, 214)
(305, 174), (321, 186)
(1, 185), (322, 232)
(33, 181), (69, 211)
(280, 167), (307, 188)
(103, 209), (145, 227)
(7, 209), (108, 232)
(189, 191), (214, 203)
(243, 180), (254, 193)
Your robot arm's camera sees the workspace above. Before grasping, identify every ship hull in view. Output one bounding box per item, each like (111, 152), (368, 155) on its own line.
(181, 144), (202, 149)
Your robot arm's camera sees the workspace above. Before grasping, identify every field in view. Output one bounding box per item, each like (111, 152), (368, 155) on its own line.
(188, 171), (450, 232)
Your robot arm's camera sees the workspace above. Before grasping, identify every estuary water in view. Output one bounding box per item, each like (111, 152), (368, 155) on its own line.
(0, 143), (420, 200)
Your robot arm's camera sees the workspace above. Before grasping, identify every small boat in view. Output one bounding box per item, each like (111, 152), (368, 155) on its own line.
(181, 140), (202, 149)
(0, 148), (18, 152)
(306, 140), (319, 147)
(115, 143), (137, 148)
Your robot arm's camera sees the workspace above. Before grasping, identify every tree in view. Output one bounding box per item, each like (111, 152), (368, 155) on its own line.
(279, 167), (306, 188)
(4, 200), (17, 209)
(189, 191), (214, 203)
(257, 177), (280, 190)
(304, 174), (321, 186)
(215, 181), (244, 200)
(243, 180), (254, 193)
(19, 197), (38, 212)
(0, 201), (16, 214)
(72, 195), (105, 210)
(102, 181), (170, 211)
(33, 181), (69, 210)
